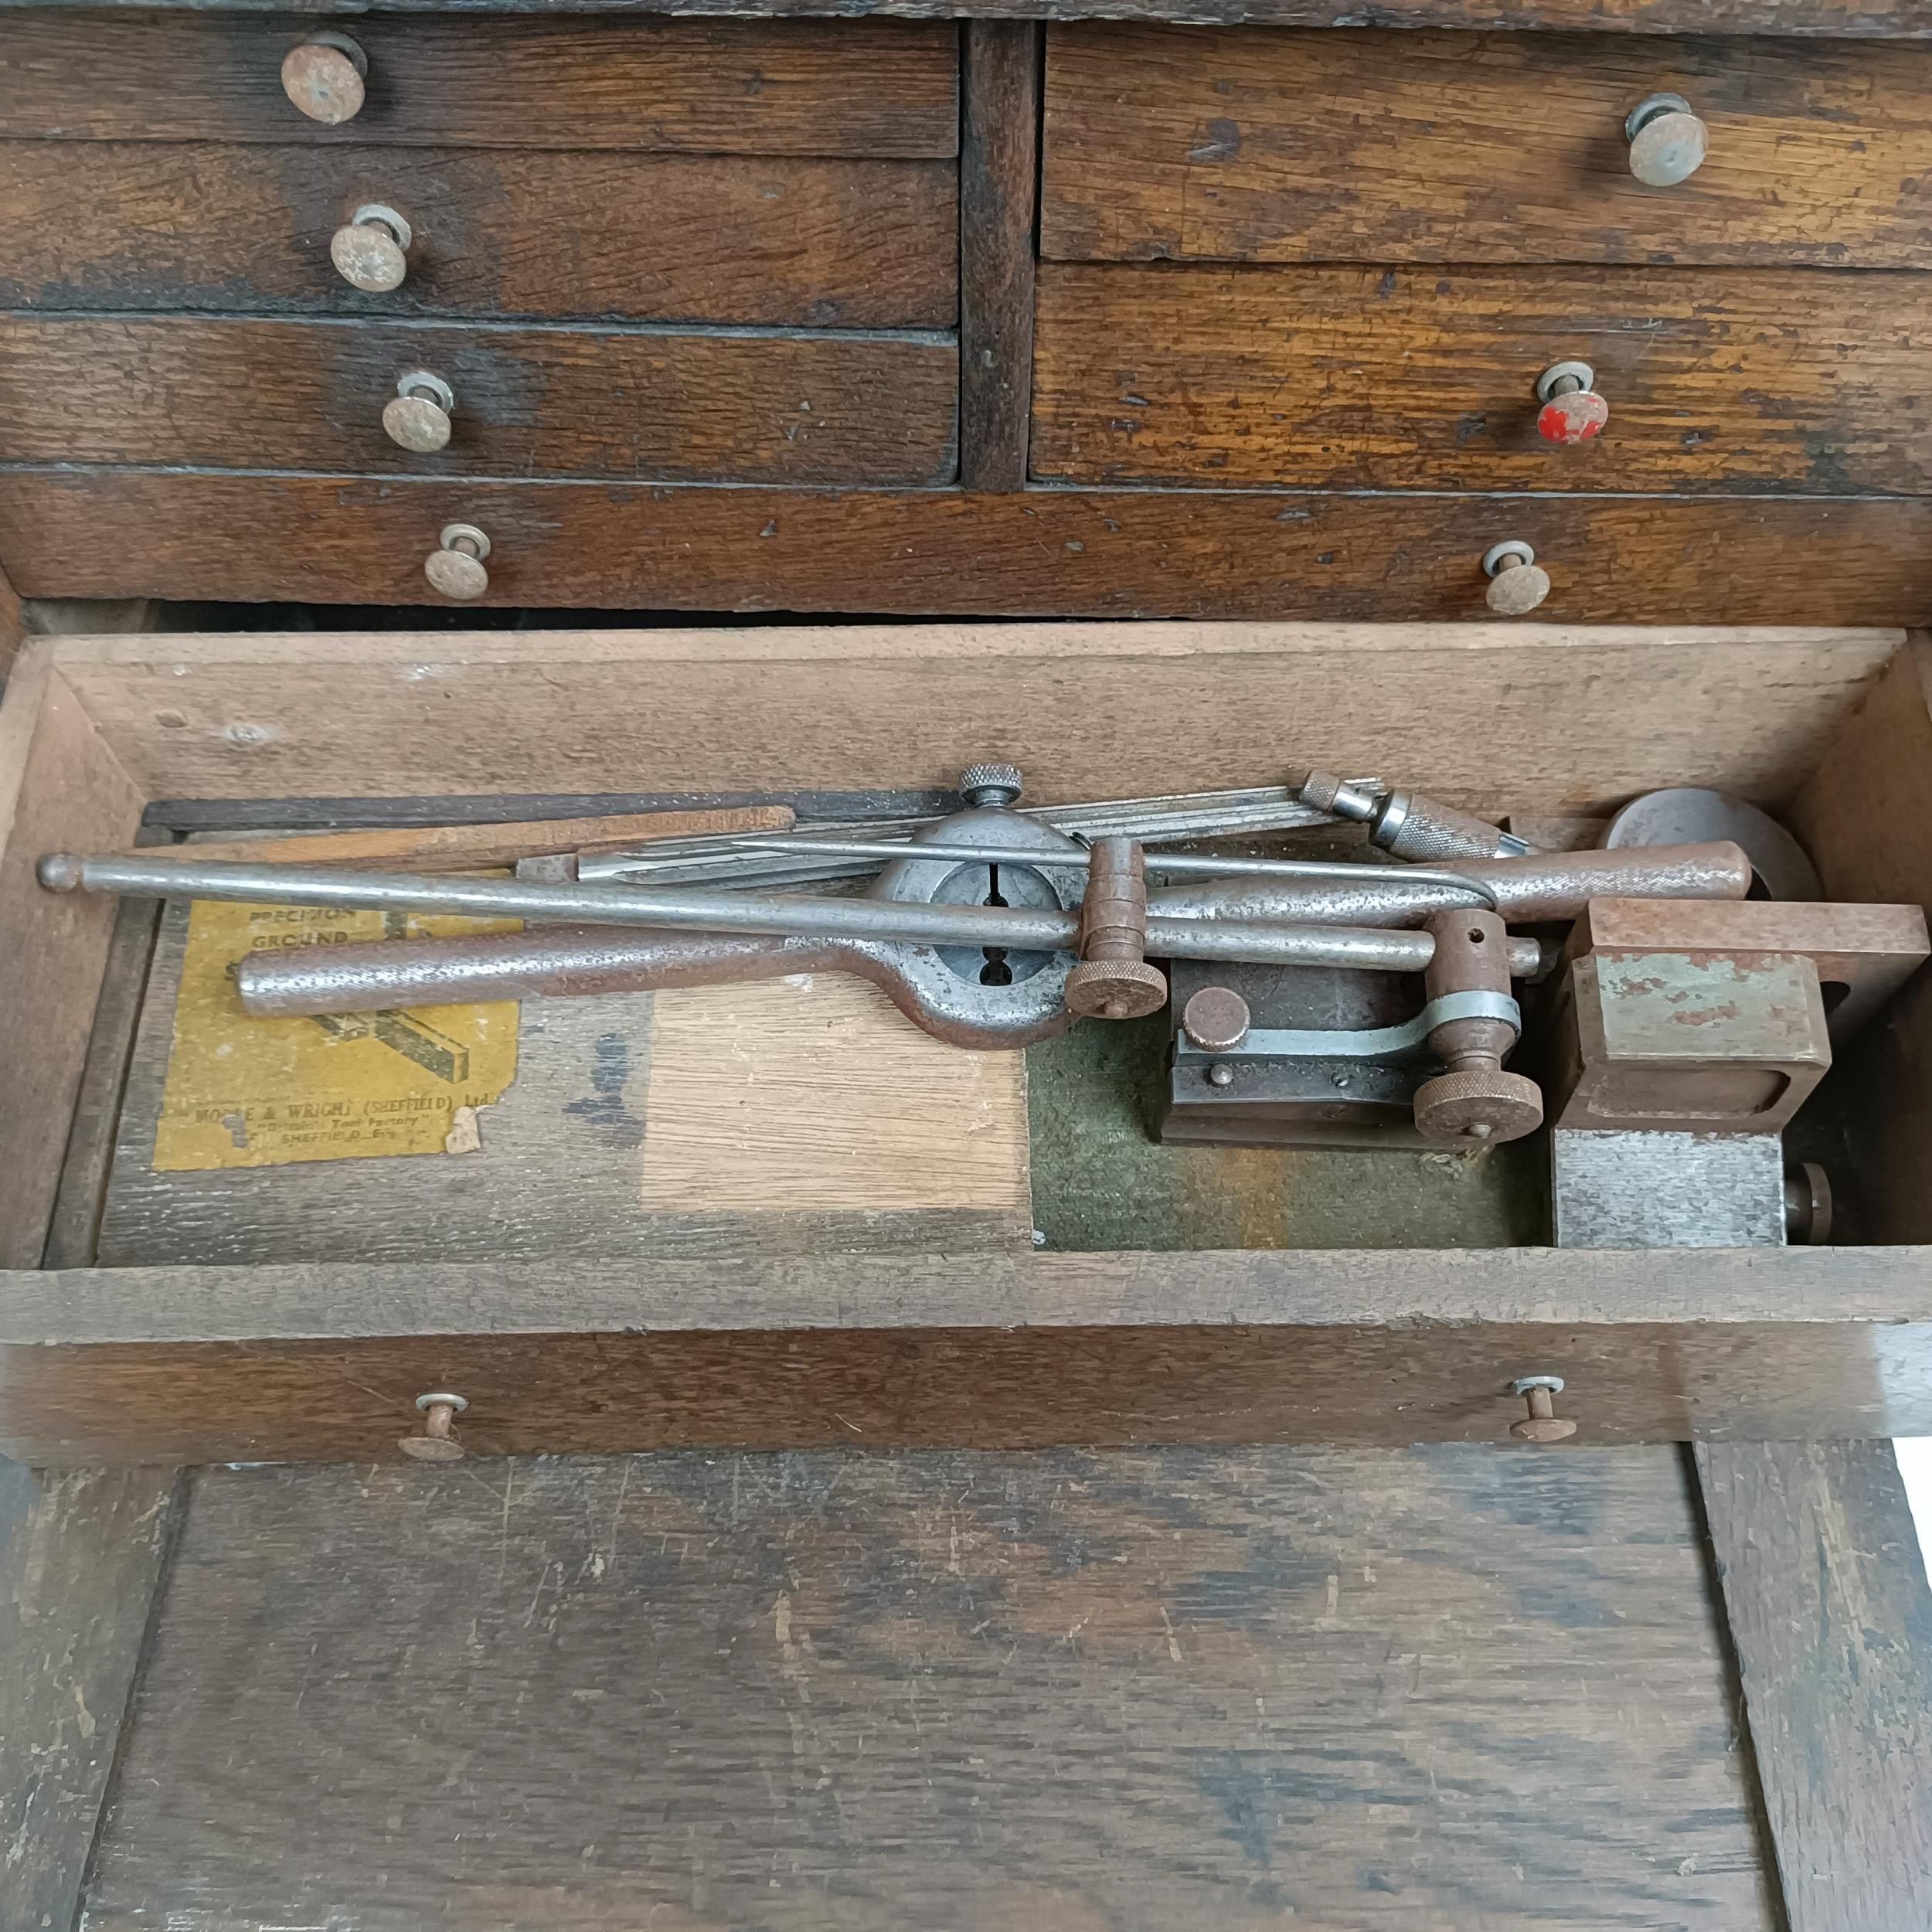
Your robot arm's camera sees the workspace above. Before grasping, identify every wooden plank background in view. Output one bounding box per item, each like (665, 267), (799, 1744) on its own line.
(77, 1446), (1778, 1931)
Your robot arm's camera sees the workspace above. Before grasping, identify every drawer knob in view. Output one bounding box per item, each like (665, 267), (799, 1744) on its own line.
(1536, 360), (1609, 446)
(400, 1390), (468, 1461)
(1481, 540), (1550, 616)
(1626, 93), (1708, 188)
(331, 202), (413, 293)
(426, 523), (492, 600)
(1510, 1376), (1578, 1443)
(281, 32), (367, 125)
(384, 371), (454, 453)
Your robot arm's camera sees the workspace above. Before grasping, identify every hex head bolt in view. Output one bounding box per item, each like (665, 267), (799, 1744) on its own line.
(1511, 1376), (1578, 1442)
(1411, 909), (1544, 1144)
(400, 1391), (469, 1461)
(1065, 836), (1168, 1020)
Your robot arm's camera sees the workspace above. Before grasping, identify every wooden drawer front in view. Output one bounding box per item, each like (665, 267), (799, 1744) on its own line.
(1043, 26), (1932, 269)
(1033, 265), (1930, 495)
(0, 143), (957, 330)
(0, 317), (958, 487)
(0, 15), (959, 156)
(7, 473), (1932, 624)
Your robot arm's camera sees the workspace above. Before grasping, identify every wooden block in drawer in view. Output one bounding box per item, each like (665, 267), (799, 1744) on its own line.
(0, 317), (960, 488)
(1043, 25), (1932, 268)
(1, 14), (958, 156)
(1033, 264), (1932, 494)
(0, 144), (957, 329)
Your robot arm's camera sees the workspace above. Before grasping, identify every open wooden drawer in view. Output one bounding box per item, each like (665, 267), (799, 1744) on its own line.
(4, 619), (1931, 1466)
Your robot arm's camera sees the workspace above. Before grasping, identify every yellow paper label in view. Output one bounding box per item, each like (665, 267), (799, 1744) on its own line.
(152, 897), (521, 1172)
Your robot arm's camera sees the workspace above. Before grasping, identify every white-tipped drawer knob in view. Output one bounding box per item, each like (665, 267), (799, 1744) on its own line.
(1626, 93), (1708, 187)
(383, 371), (454, 452)
(281, 32), (367, 125)
(426, 523), (491, 600)
(1536, 361), (1610, 446)
(1482, 540), (1550, 616)
(331, 203), (412, 293)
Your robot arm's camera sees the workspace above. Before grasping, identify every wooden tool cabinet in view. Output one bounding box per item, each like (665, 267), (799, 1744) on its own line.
(9, 4), (1932, 619)
(5, 0), (1932, 1927)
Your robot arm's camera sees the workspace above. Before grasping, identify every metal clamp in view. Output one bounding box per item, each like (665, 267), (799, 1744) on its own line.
(1177, 988), (1522, 1063)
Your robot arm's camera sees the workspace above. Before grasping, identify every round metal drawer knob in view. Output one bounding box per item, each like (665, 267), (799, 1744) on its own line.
(331, 202), (412, 294)
(281, 32), (367, 125)
(400, 1390), (468, 1461)
(1536, 360), (1610, 446)
(426, 523), (492, 600)
(1627, 92), (1708, 188)
(1481, 539), (1550, 617)
(383, 371), (454, 453)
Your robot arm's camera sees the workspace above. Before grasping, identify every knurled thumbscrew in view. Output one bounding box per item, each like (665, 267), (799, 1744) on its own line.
(960, 763), (1023, 809)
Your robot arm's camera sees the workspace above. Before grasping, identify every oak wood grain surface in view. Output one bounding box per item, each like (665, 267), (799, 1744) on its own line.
(5, 0), (1927, 26)
(0, 12), (961, 155)
(27, 622), (1891, 814)
(1697, 1440), (1932, 1932)
(959, 22), (1039, 492)
(9, 474), (1932, 623)
(0, 315), (961, 486)
(0, 652), (146, 1266)
(1043, 27), (1932, 268)
(1792, 641), (1932, 1247)
(0, 1460), (184, 1932)
(1034, 264), (1932, 495)
(73, 1448), (1775, 1931)
(0, 142), (960, 328)
(6, 1246), (1932, 1461)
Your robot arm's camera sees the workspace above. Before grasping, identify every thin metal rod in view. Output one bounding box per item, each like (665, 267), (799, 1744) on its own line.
(43, 852), (1549, 982)
(721, 836), (1502, 906)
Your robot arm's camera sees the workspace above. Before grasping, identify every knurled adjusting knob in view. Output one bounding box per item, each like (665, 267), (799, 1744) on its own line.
(1536, 361), (1609, 446)
(1481, 540), (1551, 617)
(1065, 836), (1168, 1022)
(960, 763), (1023, 809)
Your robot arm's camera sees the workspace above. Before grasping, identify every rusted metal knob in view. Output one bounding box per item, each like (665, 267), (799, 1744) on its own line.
(383, 370), (454, 453)
(425, 522), (491, 600)
(400, 1390), (468, 1461)
(1482, 540), (1551, 617)
(1065, 836), (1168, 1020)
(331, 202), (412, 293)
(1182, 985), (1251, 1053)
(1413, 909), (1543, 1144)
(1536, 361), (1610, 446)
(1511, 1376), (1578, 1443)
(1627, 93), (1708, 187)
(282, 31), (367, 124)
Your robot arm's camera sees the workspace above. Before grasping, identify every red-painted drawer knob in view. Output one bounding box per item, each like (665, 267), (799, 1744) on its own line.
(1536, 361), (1609, 446)
(1626, 92), (1708, 188)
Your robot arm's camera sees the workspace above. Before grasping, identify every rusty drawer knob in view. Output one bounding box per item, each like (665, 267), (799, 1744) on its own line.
(1481, 540), (1550, 617)
(426, 523), (491, 600)
(1536, 360), (1609, 446)
(282, 32), (367, 124)
(383, 371), (454, 453)
(400, 1390), (468, 1461)
(331, 202), (412, 293)
(1626, 93), (1708, 187)
(1510, 1376), (1578, 1443)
